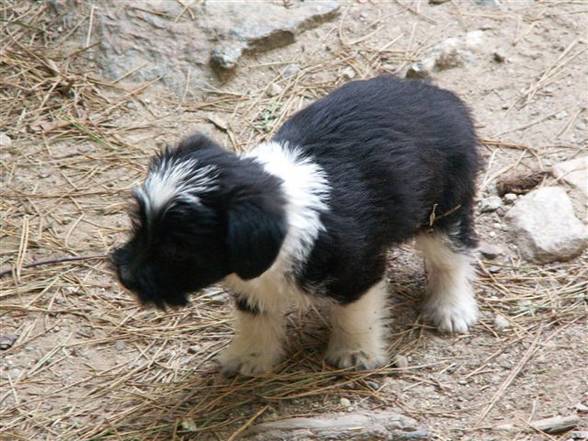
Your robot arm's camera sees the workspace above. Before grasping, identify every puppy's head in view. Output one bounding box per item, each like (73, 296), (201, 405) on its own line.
(111, 134), (287, 309)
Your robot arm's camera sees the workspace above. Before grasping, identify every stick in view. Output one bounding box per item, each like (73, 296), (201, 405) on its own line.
(226, 405), (270, 441)
(0, 254), (108, 278)
(477, 328), (542, 424)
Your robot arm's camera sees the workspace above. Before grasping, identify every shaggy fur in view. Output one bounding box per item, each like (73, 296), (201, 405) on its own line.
(112, 75), (481, 376)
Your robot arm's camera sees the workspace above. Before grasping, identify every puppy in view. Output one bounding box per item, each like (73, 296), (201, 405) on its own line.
(112, 75), (480, 376)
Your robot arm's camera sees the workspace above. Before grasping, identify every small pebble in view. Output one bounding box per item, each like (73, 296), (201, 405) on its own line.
(394, 354), (409, 369)
(341, 66), (356, 80)
(479, 196), (503, 213)
(494, 314), (510, 330)
(266, 83), (283, 97)
(339, 397), (351, 407)
(503, 193), (517, 204)
(282, 63), (301, 79)
(0, 335), (17, 350)
(0, 132), (12, 147)
(114, 341), (126, 351)
(478, 241), (503, 259)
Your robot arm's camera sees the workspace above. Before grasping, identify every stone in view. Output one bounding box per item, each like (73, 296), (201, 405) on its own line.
(244, 410), (429, 440)
(282, 63), (301, 79)
(0, 132), (12, 147)
(341, 66), (356, 80)
(406, 31), (485, 79)
(552, 156), (588, 198)
(505, 187), (588, 263)
(266, 82), (283, 97)
(503, 193), (518, 204)
(478, 241), (503, 259)
(339, 397), (351, 407)
(60, 1), (340, 94)
(479, 195), (503, 213)
(0, 334), (17, 350)
(394, 354), (409, 369)
(493, 314), (509, 330)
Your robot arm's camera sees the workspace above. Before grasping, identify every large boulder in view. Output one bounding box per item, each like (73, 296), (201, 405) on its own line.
(52, 0), (340, 93)
(505, 186), (588, 263)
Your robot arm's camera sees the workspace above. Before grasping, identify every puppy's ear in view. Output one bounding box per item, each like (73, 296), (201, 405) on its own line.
(177, 133), (222, 153)
(227, 196), (287, 280)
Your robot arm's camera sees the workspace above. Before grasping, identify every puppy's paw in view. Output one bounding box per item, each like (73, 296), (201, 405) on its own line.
(325, 344), (387, 370)
(217, 345), (280, 377)
(423, 296), (478, 333)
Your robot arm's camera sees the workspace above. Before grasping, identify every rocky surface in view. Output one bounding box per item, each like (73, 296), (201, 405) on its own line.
(479, 195), (503, 213)
(244, 410), (429, 440)
(505, 186), (588, 263)
(552, 156), (588, 198)
(55, 0), (340, 93)
(406, 30), (485, 79)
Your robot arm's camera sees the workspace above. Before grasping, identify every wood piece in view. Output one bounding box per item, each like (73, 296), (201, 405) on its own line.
(244, 410), (429, 440)
(530, 415), (580, 434)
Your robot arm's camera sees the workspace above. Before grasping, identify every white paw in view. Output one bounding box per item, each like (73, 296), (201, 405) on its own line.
(325, 344), (387, 370)
(217, 344), (280, 377)
(423, 297), (478, 333)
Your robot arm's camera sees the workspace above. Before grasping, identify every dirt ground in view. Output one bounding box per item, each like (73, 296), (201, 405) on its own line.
(1, 1), (587, 440)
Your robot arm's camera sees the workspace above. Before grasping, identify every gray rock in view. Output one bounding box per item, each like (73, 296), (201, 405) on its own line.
(244, 410), (428, 440)
(394, 354), (409, 369)
(406, 31), (485, 79)
(479, 195), (503, 213)
(0, 132), (12, 147)
(503, 193), (518, 204)
(282, 63), (301, 79)
(0, 334), (17, 350)
(552, 156), (588, 198)
(71, 1), (339, 94)
(478, 241), (504, 259)
(505, 187), (588, 263)
(266, 82), (283, 97)
(341, 66), (356, 80)
(493, 314), (509, 330)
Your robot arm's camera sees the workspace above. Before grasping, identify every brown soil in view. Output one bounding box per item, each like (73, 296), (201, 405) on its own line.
(1, 1), (586, 440)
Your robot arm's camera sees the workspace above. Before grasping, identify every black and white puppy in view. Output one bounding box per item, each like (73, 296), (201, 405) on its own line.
(112, 75), (480, 376)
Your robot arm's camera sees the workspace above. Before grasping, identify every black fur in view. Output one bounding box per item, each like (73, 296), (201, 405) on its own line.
(112, 75), (479, 309)
(273, 76), (480, 302)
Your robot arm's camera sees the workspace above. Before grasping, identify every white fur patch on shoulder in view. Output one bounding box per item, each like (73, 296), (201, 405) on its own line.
(136, 156), (218, 214)
(225, 141), (330, 313)
(245, 141), (330, 269)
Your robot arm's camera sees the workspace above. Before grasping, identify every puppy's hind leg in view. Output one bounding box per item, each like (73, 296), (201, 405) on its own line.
(325, 280), (388, 370)
(416, 220), (478, 333)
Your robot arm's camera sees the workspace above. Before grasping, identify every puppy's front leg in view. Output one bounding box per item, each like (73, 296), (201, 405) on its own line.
(218, 299), (285, 377)
(326, 280), (388, 370)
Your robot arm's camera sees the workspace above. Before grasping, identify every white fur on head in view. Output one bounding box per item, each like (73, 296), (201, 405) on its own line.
(135, 156), (219, 215)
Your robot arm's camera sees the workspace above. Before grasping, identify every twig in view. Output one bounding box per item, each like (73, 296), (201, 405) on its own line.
(226, 405), (270, 441)
(0, 254), (108, 278)
(477, 328), (543, 424)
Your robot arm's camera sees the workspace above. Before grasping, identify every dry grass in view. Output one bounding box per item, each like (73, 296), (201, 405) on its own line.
(1, 1), (587, 441)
